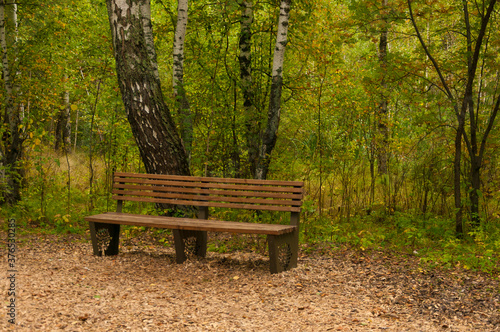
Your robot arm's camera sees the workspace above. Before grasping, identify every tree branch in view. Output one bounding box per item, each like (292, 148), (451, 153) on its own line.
(407, 0), (456, 106)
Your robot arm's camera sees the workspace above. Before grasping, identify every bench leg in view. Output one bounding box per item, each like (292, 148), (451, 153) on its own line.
(89, 222), (120, 256)
(172, 229), (207, 263)
(267, 230), (298, 274)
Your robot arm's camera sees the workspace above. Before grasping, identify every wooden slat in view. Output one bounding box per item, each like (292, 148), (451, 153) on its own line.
(113, 183), (303, 200)
(114, 172), (304, 187)
(111, 189), (303, 207)
(85, 212), (296, 235)
(114, 177), (304, 194)
(112, 195), (302, 212)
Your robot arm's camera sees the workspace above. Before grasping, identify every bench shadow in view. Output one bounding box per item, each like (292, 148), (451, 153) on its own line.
(109, 247), (270, 273)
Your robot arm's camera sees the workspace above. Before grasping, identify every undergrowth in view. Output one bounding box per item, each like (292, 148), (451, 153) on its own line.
(1, 150), (499, 276)
(301, 210), (500, 275)
(3, 189), (500, 275)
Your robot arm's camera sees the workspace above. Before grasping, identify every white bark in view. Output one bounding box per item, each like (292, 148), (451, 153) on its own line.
(0, 0), (23, 204)
(238, 0), (259, 176)
(172, 0), (188, 89)
(255, 0), (291, 180)
(271, 0), (290, 78)
(108, 0), (159, 81)
(172, 0), (192, 159)
(106, 0), (191, 177)
(239, 0), (253, 88)
(1, 0), (19, 137)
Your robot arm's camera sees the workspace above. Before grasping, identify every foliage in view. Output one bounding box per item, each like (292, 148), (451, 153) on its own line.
(1, 0), (500, 274)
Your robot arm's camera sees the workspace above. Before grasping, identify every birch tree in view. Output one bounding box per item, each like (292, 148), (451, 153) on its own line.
(106, 0), (190, 177)
(255, 0), (291, 180)
(0, 0), (23, 204)
(172, 0), (192, 160)
(238, 0), (259, 177)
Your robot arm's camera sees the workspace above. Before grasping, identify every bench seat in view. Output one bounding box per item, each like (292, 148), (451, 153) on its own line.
(86, 212), (297, 235)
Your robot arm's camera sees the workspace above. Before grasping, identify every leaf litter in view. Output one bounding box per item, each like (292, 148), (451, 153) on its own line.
(1, 231), (499, 331)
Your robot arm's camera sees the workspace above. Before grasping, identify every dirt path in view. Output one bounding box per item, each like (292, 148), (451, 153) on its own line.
(1, 231), (499, 331)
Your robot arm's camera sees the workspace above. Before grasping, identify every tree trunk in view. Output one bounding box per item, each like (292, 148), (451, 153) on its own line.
(407, 0), (497, 236)
(55, 73), (71, 153)
(469, 155), (481, 228)
(255, 0), (291, 180)
(453, 122), (464, 236)
(106, 0), (190, 177)
(231, 80), (241, 177)
(460, 0), (497, 230)
(0, 0), (23, 205)
(238, 0), (259, 177)
(377, 0), (389, 175)
(172, 0), (192, 161)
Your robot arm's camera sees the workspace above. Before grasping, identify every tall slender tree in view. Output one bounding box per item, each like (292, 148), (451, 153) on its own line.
(0, 0), (23, 204)
(172, 0), (192, 160)
(461, 0), (499, 230)
(106, 0), (190, 177)
(255, 0), (291, 180)
(377, 0), (389, 175)
(408, 0), (499, 234)
(238, 0), (260, 177)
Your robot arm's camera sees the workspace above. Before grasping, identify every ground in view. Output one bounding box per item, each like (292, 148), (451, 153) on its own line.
(1, 230), (499, 331)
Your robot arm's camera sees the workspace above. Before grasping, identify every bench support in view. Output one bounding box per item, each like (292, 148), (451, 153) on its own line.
(89, 222), (121, 256)
(173, 229), (207, 263)
(267, 229), (298, 274)
(173, 205), (209, 263)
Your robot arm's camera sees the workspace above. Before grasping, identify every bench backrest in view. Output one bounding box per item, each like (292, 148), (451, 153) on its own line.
(112, 172), (304, 214)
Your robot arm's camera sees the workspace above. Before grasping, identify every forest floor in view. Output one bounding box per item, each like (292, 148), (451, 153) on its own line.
(1, 230), (499, 331)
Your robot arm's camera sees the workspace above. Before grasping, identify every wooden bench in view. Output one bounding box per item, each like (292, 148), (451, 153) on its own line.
(85, 172), (304, 273)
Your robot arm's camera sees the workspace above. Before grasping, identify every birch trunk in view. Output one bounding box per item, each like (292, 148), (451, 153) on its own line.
(106, 0), (190, 177)
(172, 0), (192, 160)
(238, 0), (259, 177)
(255, 0), (291, 180)
(0, 0), (23, 205)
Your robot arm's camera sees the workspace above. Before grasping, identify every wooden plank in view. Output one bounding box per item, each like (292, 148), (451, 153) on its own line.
(111, 189), (303, 206)
(113, 183), (303, 200)
(114, 172), (304, 187)
(112, 195), (302, 212)
(114, 177), (304, 194)
(85, 212), (296, 235)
